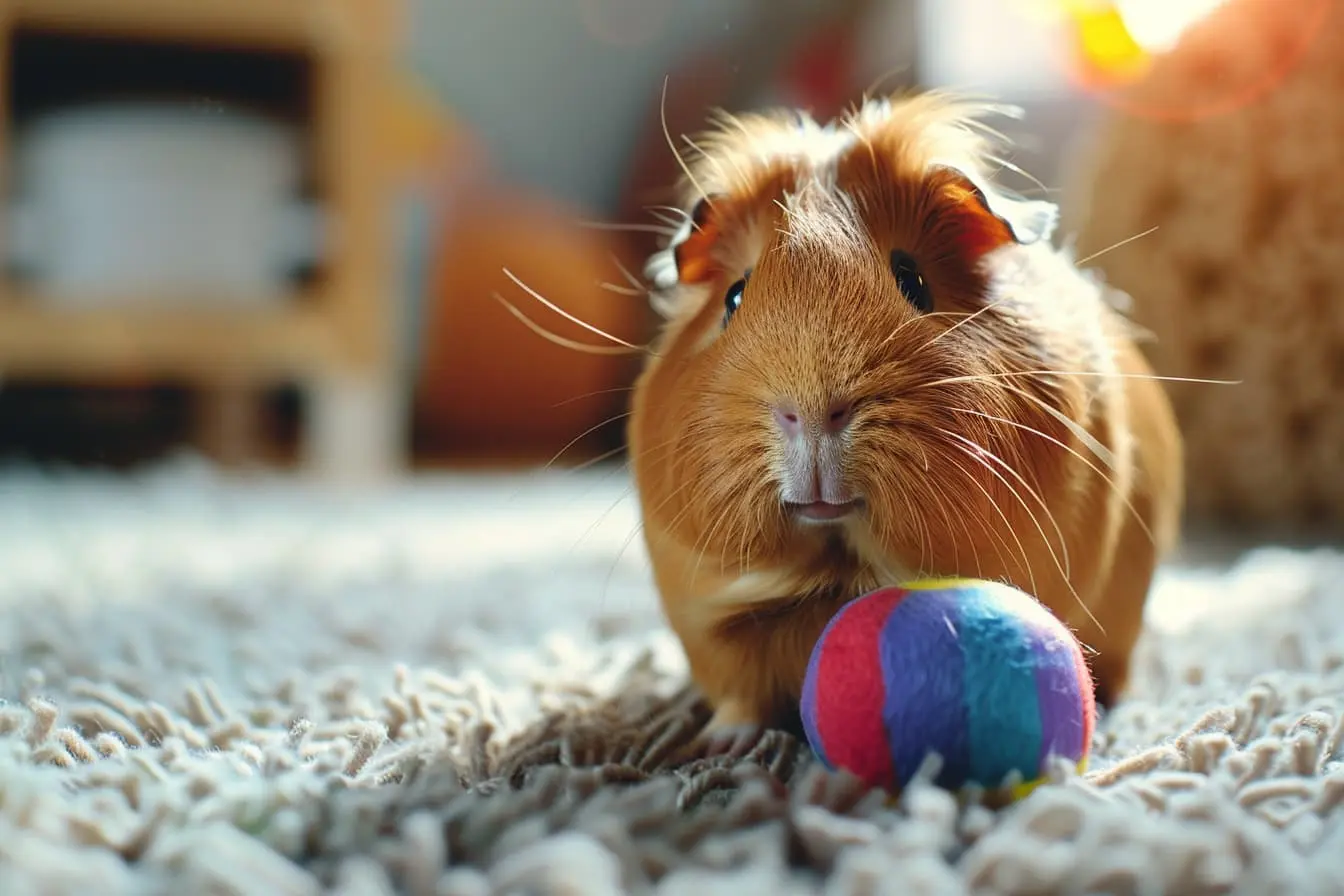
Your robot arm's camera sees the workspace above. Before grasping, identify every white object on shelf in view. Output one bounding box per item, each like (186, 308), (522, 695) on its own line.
(6, 101), (323, 305)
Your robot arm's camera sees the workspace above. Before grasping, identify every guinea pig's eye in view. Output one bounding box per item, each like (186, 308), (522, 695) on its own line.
(890, 250), (932, 314)
(722, 270), (749, 327)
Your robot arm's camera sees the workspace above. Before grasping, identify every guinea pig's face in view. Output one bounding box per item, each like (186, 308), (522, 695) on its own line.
(631, 95), (1099, 580)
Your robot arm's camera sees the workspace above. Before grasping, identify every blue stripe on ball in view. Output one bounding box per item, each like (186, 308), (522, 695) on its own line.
(878, 588), (971, 789)
(957, 585), (1044, 787)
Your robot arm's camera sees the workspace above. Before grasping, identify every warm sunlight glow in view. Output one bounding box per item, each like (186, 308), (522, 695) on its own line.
(1043, 0), (1328, 122)
(1047, 0), (1231, 85)
(1114, 0), (1229, 52)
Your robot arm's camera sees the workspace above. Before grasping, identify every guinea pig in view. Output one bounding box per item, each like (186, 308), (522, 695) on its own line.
(626, 92), (1184, 733)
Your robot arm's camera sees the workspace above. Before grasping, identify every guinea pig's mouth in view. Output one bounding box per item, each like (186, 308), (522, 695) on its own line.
(786, 499), (865, 525)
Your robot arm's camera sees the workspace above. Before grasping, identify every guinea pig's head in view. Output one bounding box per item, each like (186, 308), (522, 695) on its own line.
(629, 93), (1108, 581)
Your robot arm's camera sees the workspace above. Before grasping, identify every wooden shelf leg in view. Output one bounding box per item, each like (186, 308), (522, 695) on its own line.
(195, 381), (262, 468)
(303, 371), (404, 482)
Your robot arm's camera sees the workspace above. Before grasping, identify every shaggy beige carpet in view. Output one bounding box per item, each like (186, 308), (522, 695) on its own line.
(2, 458), (1343, 895)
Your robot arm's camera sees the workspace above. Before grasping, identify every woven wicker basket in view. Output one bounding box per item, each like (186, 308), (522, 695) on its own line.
(1060, 0), (1343, 532)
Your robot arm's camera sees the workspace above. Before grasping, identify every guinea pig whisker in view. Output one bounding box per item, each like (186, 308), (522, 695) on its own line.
(983, 153), (1049, 200)
(575, 220), (678, 236)
(541, 410), (631, 472)
(918, 451), (989, 582)
(933, 445), (1039, 599)
(646, 439), (732, 561)
(863, 474), (927, 579)
(992, 380), (1119, 473)
(683, 134), (744, 194)
(603, 517), (649, 615)
(645, 204), (692, 223)
(935, 451), (999, 577)
(585, 436), (687, 610)
(739, 487), (762, 578)
(550, 385), (636, 409)
(936, 427), (1073, 584)
(660, 76), (712, 212)
(920, 369), (1239, 389)
(576, 480), (637, 618)
(876, 309), (980, 353)
(891, 469), (943, 578)
(599, 275), (645, 299)
(567, 443), (628, 474)
(919, 470), (982, 578)
(1073, 225), (1160, 267)
(599, 281), (644, 297)
(637, 456), (698, 538)
(570, 479), (634, 554)
(689, 483), (746, 585)
(501, 267), (654, 355)
(602, 436), (694, 594)
(906, 477), (932, 577)
(877, 313), (924, 350)
(647, 209), (686, 230)
(492, 291), (646, 357)
(680, 134), (710, 161)
(608, 251), (648, 293)
(930, 440), (1032, 591)
(915, 297), (1007, 354)
(937, 427), (1071, 577)
(950, 406), (1156, 547)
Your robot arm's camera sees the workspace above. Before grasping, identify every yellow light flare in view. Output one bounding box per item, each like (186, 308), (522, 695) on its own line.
(1018, 0), (1328, 122)
(1073, 4), (1151, 84)
(1036, 0), (1230, 85)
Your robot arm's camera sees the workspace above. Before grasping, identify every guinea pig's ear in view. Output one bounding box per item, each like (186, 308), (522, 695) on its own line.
(656, 193), (728, 287)
(934, 164), (1059, 247)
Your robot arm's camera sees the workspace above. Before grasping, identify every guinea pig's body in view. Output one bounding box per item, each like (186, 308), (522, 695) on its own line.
(628, 94), (1184, 731)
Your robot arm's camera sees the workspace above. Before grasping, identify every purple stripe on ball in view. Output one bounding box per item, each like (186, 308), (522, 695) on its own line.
(1031, 623), (1087, 769)
(799, 635), (829, 769)
(878, 588), (971, 789)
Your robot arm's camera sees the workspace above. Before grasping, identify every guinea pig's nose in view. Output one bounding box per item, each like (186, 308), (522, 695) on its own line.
(772, 399), (853, 436)
(825, 399), (854, 433)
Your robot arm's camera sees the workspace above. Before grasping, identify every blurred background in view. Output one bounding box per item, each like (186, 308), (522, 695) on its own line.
(0, 0), (1338, 536)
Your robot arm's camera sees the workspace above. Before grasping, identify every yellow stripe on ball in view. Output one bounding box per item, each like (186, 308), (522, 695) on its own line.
(899, 577), (990, 591)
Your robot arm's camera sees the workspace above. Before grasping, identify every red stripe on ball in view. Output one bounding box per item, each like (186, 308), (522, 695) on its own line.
(813, 586), (911, 789)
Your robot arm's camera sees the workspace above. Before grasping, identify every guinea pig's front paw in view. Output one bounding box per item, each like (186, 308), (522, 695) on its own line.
(695, 723), (766, 762)
(706, 697), (760, 731)
(676, 699), (765, 761)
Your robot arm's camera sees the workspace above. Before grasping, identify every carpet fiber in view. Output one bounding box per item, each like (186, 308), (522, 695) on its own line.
(2, 458), (1343, 894)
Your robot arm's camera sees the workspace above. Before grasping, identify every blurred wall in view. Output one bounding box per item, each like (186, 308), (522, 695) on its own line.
(404, 0), (1085, 215)
(918, 0), (1072, 99)
(405, 0), (764, 214)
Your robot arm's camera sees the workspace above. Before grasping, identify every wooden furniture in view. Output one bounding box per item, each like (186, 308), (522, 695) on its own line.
(0, 0), (405, 479)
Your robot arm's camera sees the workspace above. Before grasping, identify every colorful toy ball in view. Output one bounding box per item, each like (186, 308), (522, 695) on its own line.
(799, 578), (1096, 797)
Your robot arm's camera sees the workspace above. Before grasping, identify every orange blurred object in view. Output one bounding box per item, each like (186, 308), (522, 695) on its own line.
(415, 159), (648, 464)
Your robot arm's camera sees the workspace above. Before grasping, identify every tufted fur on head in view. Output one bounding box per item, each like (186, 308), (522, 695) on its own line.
(644, 92), (1059, 316)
